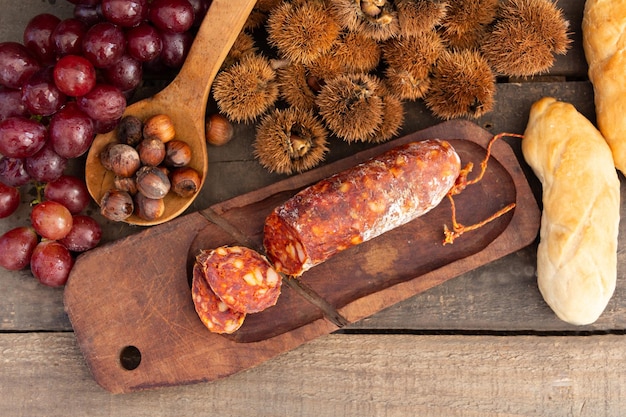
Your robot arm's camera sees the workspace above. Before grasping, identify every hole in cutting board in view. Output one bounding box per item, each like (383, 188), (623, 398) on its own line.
(120, 345), (142, 370)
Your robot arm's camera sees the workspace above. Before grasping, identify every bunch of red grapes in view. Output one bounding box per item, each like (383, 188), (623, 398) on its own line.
(0, 0), (209, 287)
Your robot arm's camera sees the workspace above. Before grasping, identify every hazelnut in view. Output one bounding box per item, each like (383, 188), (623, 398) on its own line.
(164, 140), (192, 167)
(117, 115), (143, 146)
(100, 189), (134, 222)
(137, 137), (166, 166)
(156, 165), (170, 177)
(143, 114), (176, 143)
(134, 192), (165, 221)
(170, 167), (201, 198)
(114, 176), (137, 195)
(100, 143), (141, 178)
(136, 165), (171, 199)
(205, 113), (234, 146)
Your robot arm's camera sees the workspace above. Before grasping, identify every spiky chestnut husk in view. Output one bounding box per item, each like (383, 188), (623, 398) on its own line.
(316, 73), (385, 143)
(382, 31), (445, 81)
(267, 0), (340, 65)
(277, 54), (343, 111)
(439, 0), (498, 49)
(366, 91), (405, 143)
(307, 51), (344, 81)
(253, 107), (329, 175)
(221, 31), (257, 70)
(333, 30), (382, 74)
(481, 21), (553, 76)
(395, 0), (449, 37)
(383, 66), (432, 100)
(277, 62), (319, 111)
(244, 0), (294, 31)
(497, 0), (571, 55)
(212, 54), (279, 123)
(330, 0), (400, 41)
(255, 0), (282, 12)
(480, 0), (571, 76)
(243, 9), (268, 31)
(424, 49), (495, 120)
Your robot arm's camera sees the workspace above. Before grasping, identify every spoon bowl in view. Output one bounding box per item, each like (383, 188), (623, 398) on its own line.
(85, 0), (257, 226)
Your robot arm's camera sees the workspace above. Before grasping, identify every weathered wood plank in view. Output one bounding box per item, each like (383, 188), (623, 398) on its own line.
(547, 0), (589, 77)
(0, 81), (611, 334)
(1, 332), (624, 417)
(0, 1), (74, 43)
(346, 242), (626, 332)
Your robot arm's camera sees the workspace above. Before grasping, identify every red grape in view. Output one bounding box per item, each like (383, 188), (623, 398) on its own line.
(44, 175), (91, 214)
(126, 23), (162, 62)
(68, 0), (102, 6)
(23, 13), (61, 65)
(21, 66), (67, 116)
(30, 240), (74, 287)
(59, 214), (102, 252)
(30, 200), (73, 241)
(0, 116), (47, 158)
(52, 18), (88, 57)
(103, 54), (143, 92)
(77, 83), (126, 122)
(0, 42), (41, 89)
(24, 142), (68, 183)
(159, 30), (193, 68)
(24, 142), (67, 182)
(73, 4), (105, 26)
(149, 0), (195, 34)
(101, 0), (149, 28)
(48, 102), (95, 158)
(53, 54), (97, 97)
(0, 87), (28, 122)
(82, 22), (126, 68)
(187, 0), (210, 27)
(0, 157), (30, 187)
(0, 181), (20, 218)
(0, 226), (39, 271)
(93, 117), (121, 134)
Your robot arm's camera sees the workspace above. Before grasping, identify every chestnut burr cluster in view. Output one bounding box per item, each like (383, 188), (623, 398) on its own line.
(210, 0), (571, 175)
(99, 113), (201, 222)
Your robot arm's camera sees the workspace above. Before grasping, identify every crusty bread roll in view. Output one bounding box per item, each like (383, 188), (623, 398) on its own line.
(583, 0), (626, 174)
(522, 97), (620, 325)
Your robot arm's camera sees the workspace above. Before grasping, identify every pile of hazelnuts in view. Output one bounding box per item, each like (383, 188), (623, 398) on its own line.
(99, 114), (201, 222)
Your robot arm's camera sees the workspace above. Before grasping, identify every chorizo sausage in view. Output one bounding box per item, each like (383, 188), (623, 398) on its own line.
(196, 246), (282, 314)
(191, 261), (246, 334)
(263, 139), (462, 276)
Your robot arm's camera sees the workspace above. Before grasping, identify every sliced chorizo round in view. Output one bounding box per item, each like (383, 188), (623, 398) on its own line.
(191, 261), (246, 334)
(196, 246), (282, 314)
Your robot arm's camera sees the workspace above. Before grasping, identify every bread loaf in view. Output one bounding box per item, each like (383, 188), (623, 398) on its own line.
(522, 97), (620, 325)
(582, 0), (626, 174)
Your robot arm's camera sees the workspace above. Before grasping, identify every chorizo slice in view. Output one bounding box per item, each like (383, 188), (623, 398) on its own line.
(263, 139), (461, 276)
(196, 246), (282, 314)
(191, 262), (245, 334)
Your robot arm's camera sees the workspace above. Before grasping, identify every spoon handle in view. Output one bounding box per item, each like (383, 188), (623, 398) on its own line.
(158, 0), (257, 110)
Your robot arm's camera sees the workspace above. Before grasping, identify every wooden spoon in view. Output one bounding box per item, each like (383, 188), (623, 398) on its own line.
(84, 0), (257, 226)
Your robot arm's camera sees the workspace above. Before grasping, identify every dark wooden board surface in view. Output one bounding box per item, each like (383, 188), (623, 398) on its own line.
(63, 120), (539, 392)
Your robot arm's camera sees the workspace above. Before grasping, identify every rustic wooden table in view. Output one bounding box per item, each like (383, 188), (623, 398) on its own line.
(1, 1), (625, 416)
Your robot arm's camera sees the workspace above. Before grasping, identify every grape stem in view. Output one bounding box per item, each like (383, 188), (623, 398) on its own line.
(30, 181), (46, 206)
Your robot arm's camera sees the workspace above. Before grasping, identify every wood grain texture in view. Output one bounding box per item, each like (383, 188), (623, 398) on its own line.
(0, 1), (74, 43)
(1, 332), (624, 417)
(0, 82), (613, 336)
(64, 121), (539, 392)
(1, 0), (624, 414)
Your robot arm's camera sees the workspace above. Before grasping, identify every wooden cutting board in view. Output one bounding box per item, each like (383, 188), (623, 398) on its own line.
(64, 120), (540, 393)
